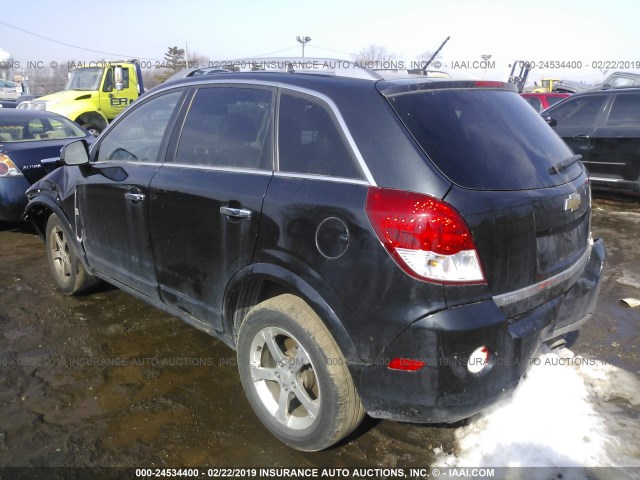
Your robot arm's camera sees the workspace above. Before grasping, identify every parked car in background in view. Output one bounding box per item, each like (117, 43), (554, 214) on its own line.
(0, 95), (36, 109)
(0, 110), (93, 221)
(24, 59), (605, 451)
(521, 92), (570, 112)
(0, 79), (20, 101)
(552, 71), (640, 94)
(542, 88), (640, 195)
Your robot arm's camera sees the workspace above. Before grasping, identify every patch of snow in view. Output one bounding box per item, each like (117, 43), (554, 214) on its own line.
(432, 347), (640, 474)
(616, 272), (640, 290)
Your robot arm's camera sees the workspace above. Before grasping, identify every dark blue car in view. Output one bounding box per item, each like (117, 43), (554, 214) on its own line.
(0, 109), (93, 221)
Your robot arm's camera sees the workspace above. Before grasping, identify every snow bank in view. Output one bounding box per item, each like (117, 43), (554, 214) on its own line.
(432, 347), (640, 474)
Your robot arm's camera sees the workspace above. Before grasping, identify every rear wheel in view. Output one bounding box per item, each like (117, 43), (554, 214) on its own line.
(45, 214), (96, 294)
(237, 294), (365, 451)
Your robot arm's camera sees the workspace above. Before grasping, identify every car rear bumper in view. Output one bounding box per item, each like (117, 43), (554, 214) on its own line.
(0, 176), (31, 221)
(350, 238), (606, 423)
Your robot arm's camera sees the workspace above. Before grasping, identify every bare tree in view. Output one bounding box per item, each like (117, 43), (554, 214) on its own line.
(353, 45), (397, 65)
(22, 62), (69, 96)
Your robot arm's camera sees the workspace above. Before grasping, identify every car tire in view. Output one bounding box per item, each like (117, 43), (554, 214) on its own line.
(82, 123), (102, 137)
(45, 213), (96, 295)
(237, 294), (365, 451)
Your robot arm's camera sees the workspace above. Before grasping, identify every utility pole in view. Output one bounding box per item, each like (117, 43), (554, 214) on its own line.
(296, 36), (311, 57)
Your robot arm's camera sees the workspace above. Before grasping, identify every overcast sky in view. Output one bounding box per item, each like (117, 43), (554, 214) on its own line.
(1, 0), (639, 83)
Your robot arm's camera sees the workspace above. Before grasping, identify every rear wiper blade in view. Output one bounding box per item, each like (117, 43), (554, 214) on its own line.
(549, 154), (581, 175)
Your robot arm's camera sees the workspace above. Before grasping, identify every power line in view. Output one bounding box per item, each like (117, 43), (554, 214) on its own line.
(307, 44), (354, 58)
(0, 19), (161, 61)
(0, 19), (336, 64)
(242, 46), (300, 58)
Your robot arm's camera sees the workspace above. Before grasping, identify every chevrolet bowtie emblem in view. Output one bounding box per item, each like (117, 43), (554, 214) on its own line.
(564, 193), (581, 212)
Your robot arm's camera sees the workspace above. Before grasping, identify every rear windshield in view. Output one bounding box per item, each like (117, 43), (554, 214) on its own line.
(0, 115), (86, 143)
(387, 89), (581, 190)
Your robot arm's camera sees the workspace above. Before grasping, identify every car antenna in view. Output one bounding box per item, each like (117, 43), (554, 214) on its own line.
(422, 36), (450, 74)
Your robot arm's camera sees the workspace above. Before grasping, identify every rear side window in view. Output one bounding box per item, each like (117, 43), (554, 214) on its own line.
(605, 94), (640, 127)
(387, 89), (579, 190)
(278, 92), (363, 179)
(175, 87), (273, 169)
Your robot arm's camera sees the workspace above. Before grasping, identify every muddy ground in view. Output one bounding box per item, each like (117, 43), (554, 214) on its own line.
(0, 197), (638, 469)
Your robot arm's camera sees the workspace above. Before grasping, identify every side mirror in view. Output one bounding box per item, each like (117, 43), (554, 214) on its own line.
(544, 116), (557, 127)
(61, 140), (90, 166)
(114, 66), (124, 91)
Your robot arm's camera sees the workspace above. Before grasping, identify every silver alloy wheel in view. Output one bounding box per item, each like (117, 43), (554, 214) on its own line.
(249, 326), (320, 430)
(49, 225), (71, 281)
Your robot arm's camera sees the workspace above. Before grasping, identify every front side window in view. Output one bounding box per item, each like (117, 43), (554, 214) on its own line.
(547, 95), (607, 128)
(97, 90), (182, 162)
(103, 68), (130, 92)
(175, 87), (273, 169)
(278, 92), (363, 179)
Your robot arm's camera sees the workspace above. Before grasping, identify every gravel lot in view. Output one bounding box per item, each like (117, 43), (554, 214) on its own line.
(0, 197), (638, 471)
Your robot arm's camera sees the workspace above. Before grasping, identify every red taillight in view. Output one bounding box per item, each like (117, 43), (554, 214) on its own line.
(388, 358), (427, 371)
(474, 80), (506, 88)
(366, 187), (485, 284)
(0, 154), (23, 177)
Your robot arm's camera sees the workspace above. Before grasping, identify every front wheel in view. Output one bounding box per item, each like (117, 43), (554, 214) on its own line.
(237, 294), (365, 451)
(82, 123), (102, 137)
(45, 214), (96, 295)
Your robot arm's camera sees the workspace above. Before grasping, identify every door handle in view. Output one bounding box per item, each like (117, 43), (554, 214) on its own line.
(220, 206), (252, 219)
(124, 192), (145, 202)
(574, 134), (590, 140)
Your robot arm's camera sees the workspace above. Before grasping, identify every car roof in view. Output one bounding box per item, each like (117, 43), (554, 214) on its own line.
(155, 57), (516, 96)
(568, 87), (640, 97)
(156, 70), (517, 98)
(0, 109), (68, 119)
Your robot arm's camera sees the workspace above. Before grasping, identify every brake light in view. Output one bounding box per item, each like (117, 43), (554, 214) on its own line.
(474, 80), (506, 88)
(365, 187), (485, 284)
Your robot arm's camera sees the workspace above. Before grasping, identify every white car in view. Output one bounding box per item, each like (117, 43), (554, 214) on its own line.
(0, 79), (20, 101)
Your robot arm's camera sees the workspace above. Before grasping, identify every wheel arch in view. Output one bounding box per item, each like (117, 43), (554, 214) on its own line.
(74, 111), (108, 132)
(24, 197), (90, 271)
(223, 263), (361, 364)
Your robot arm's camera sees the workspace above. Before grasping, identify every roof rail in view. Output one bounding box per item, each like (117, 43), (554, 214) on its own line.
(218, 57), (384, 81)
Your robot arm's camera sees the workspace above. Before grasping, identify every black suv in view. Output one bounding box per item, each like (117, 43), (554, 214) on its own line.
(543, 88), (640, 195)
(24, 59), (606, 451)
